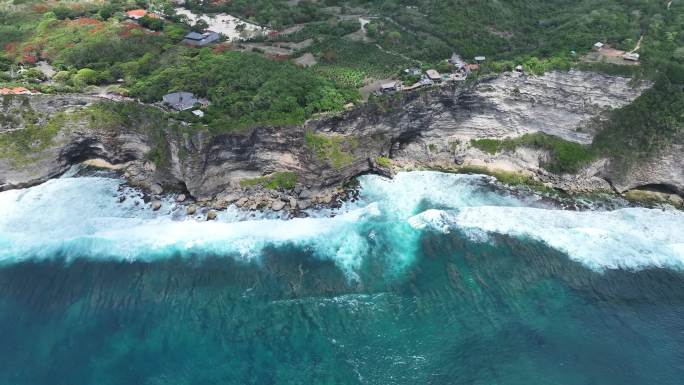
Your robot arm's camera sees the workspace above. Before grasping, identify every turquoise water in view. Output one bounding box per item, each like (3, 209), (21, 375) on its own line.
(0, 171), (683, 384)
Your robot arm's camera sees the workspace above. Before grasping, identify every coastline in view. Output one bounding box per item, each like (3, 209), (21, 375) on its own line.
(1, 70), (681, 213)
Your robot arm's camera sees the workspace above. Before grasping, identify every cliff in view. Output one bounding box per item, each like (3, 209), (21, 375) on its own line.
(0, 70), (680, 211)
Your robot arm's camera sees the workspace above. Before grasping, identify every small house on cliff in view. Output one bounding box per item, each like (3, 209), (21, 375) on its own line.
(163, 91), (198, 111)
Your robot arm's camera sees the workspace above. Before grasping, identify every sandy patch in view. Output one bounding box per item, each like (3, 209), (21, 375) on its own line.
(175, 7), (269, 41)
(294, 53), (317, 67)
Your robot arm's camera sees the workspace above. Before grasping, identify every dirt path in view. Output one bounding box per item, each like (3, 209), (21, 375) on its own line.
(630, 34), (644, 53)
(374, 43), (419, 65)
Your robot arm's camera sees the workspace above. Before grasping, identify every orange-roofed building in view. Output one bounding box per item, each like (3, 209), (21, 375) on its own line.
(126, 9), (147, 20)
(0, 87), (33, 95)
(12, 87), (31, 94)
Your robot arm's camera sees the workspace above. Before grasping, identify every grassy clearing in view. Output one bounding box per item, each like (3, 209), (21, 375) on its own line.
(240, 171), (298, 190)
(470, 132), (596, 174)
(375, 156), (391, 168)
(304, 131), (357, 168)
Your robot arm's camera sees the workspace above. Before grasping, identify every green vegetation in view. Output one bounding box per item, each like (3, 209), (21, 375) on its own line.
(471, 133), (597, 174)
(593, 79), (684, 171)
(311, 37), (413, 79)
(130, 50), (359, 132)
(457, 165), (555, 194)
(83, 102), (174, 167)
(0, 0), (682, 178)
(0, 111), (69, 165)
(240, 171), (298, 190)
(375, 156), (391, 168)
(184, 0), (327, 28)
(305, 131), (357, 168)
(277, 19), (361, 42)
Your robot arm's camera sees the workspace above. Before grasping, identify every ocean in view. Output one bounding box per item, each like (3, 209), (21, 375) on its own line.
(0, 171), (682, 384)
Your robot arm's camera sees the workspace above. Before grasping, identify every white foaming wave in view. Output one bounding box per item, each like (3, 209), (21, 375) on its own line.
(0, 177), (381, 275)
(409, 207), (684, 271)
(356, 171), (527, 218)
(3, 172), (683, 273)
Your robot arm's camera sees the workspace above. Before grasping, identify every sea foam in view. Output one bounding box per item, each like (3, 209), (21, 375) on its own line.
(409, 207), (684, 271)
(1, 171), (683, 272)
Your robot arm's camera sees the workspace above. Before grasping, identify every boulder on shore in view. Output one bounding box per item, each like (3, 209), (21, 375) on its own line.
(271, 200), (286, 211)
(150, 184), (163, 195)
(176, 194), (186, 203)
(206, 210), (218, 221)
(186, 205), (197, 215)
(151, 201), (162, 211)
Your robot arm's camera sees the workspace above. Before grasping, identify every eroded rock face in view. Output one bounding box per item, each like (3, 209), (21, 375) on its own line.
(0, 95), (151, 191)
(438, 70), (648, 144)
(0, 70), (681, 203)
(605, 144), (684, 194)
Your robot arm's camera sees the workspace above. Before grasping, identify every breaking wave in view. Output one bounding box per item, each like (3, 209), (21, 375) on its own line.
(0, 171), (682, 272)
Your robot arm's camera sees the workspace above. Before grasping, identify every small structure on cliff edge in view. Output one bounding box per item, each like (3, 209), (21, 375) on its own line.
(163, 91), (199, 111)
(623, 52), (640, 61)
(381, 81), (400, 93)
(426, 69), (441, 81)
(449, 53), (466, 70)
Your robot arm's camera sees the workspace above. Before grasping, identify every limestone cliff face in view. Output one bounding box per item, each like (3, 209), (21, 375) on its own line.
(0, 95), (151, 191)
(604, 144), (684, 194)
(0, 70), (681, 209)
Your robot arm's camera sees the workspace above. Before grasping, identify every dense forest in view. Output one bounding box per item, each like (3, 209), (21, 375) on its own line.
(0, 0), (682, 173)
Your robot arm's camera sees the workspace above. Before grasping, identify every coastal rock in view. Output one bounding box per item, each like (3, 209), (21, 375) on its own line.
(271, 200), (286, 211)
(1, 71), (680, 203)
(186, 205), (197, 215)
(176, 194), (186, 203)
(150, 184), (163, 195)
(206, 210), (217, 221)
(151, 201), (162, 211)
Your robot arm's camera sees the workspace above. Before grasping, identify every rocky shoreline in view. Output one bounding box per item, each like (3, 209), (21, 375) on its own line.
(1, 70), (682, 214)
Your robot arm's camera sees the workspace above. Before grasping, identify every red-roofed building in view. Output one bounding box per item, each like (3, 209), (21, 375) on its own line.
(12, 87), (31, 94)
(126, 9), (148, 20)
(0, 87), (33, 95)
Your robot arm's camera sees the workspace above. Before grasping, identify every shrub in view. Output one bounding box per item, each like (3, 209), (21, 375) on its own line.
(72, 68), (98, 87)
(240, 171), (298, 190)
(471, 133), (596, 174)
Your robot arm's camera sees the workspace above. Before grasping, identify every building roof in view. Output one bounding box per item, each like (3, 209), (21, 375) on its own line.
(381, 82), (399, 90)
(623, 52), (640, 60)
(474, 56), (486, 61)
(594, 42), (604, 47)
(184, 32), (205, 40)
(182, 31), (220, 46)
(192, 109), (205, 117)
(163, 91), (198, 111)
(126, 9), (147, 19)
(426, 69), (441, 80)
(0, 87), (31, 95)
